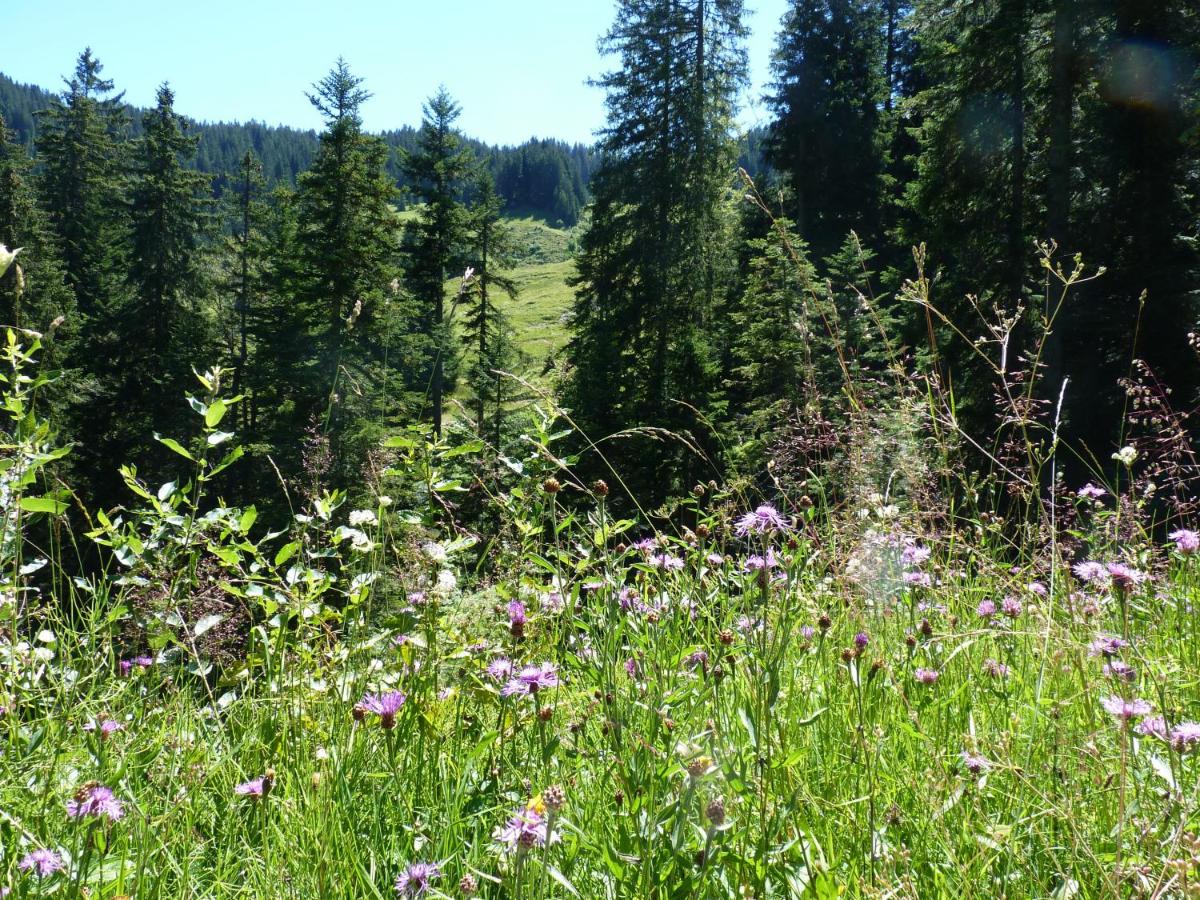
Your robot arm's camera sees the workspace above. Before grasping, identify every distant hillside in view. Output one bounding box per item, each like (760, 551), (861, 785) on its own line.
(0, 71), (595, 226)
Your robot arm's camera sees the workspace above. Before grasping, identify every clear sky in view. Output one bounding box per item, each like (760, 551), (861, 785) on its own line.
(0, 0), (790, 146)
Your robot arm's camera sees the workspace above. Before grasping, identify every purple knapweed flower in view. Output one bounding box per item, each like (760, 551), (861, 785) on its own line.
(903, 571), (932, 588)
(633, 537), (658, 552)
(1073, 561), (1108, 583)
(1103, 660), (1136, 681)
(356, 691), (407, 729)
(982, 658), (1010, 678)
(494, 804), (554, 851)
(501, 663), (561, 697)
(1169, 529), (1200, 555)
(487, 658), (514, 682)
(83, 718), (124, 739)
(1001, 596), (1023, 619)
(1027, 581), (1047, 596)
(1168, 722), (1200, 752)
(1077, 484), (1106, 500)
(624, 657), (640, 679)
(649, 552), (684, 571)
(976, 599), (997, 619)
(395, 861), (442, 896)
(66, 784), (123, 821)
(960, 751), (990, 775)
(901, 544), (931, 567)
(235, 777), (269, 799)
(914, 668), (940, 685)
(1101, 696), (1151, 721)
(1089, 635), (1129, 658)
(854, 631), (870, 650)
(744, 549), (779, 571)
(734, 504), (789, 536)
(706, 552), (725, 567)
(18, 849), (64, 877)
(685, 650), (709, 672)
(1136, 716), (1169, 740)
(1106, 563), (1148, 591)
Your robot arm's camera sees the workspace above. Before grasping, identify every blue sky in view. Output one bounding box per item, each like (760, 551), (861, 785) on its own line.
(1, 0), (790, 146)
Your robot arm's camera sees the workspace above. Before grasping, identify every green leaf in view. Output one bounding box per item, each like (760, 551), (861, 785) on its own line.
(19, 496), (67, 515)
(194, 614), (224, 637)
(207, 430), (235, 446)
(274, 541), (300, 566)
(156, 434), (194, 461)
(205, 399), (227, 428)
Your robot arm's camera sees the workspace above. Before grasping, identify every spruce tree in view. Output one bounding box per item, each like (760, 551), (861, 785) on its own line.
(35, 49), (129, 325)
(567, 0), (747, 503)
(461, 170), (522, 444)
(292, 59), (405, 487)
(0, 114), (76, 343)
(765, 0), (889, 259)
(400, 87), (476, 436)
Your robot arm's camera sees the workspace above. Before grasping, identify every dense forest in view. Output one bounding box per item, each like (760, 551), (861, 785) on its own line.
(0, 71), (595, 226)
(1, 0), (1199, 520)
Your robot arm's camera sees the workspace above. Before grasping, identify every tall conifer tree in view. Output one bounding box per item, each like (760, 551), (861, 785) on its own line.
(568, 0), (747, 502)
(401, 88), (476, 437)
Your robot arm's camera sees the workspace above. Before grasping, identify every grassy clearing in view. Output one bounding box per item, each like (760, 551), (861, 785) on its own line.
(3, 340), (1200, 897)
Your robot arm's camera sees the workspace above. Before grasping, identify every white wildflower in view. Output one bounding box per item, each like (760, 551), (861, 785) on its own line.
(0, 244), (21, 277)
(348, 509), (377, 528)
(433, 569), (457, 595)
(422, 541), (448, 563)
(1112, 446), (1138, 466)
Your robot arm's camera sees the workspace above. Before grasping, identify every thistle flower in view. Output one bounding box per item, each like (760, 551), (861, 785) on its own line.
(1169, 529), (1200, 554)
(356, 691), (407, 728)
(976, 599), (997, 619)
(1101, 695), (1151, 721)
(66, 783), (123, 821)
(395, 862), (442, 896)
(734, 504), (789, 536)
(18, 848), (64, 877)
(500, 662), (560, 697)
